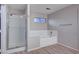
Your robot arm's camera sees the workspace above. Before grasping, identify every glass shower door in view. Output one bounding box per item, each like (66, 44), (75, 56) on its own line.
(7, 15), (25, 49)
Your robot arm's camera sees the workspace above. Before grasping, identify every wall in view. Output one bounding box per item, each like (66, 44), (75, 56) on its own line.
(1, 5), (7, 53)
(48, 5), (79, 50)
(28, 12), (48, 50)
(77, 5), (79, 50)
(30, 13), (47, 30)
(7, 5), (25, 15)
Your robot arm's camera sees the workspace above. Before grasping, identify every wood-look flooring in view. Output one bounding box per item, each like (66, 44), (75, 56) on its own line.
(14, 44), (79, 54)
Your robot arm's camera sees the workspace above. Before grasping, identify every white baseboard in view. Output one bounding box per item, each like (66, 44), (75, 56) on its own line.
(28, 43), (57, 52)
(58, 43), (79, 52)
(6, 47), (26, 54)
(28, 47), (41, 52)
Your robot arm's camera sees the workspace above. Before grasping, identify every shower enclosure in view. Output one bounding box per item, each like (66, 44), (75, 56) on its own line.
(0, 4), (1, 53)
(6, 5), (27, 53)
(1, 4), (27, 53)
(7, 15), (26, 49)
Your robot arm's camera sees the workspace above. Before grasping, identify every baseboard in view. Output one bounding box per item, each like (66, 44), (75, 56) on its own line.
(28, 43), (57, 52)
(58, 43), (79, 52)
(6, 47), (26, 54)
(28, 47), (42, 52)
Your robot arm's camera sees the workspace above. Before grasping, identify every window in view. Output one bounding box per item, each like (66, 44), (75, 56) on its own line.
(33, 17), (46, 23)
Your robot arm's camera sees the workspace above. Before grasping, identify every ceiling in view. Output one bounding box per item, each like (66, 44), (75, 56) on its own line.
(8, 4), (71, 15)
(30, 4), (71, 15)
(8, 4), (27, 15)
(8, 4), (27, 11)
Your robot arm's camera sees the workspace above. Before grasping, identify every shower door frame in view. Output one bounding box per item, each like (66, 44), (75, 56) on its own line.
(1, 4), (28, 54)
(7, 15), (26, 50)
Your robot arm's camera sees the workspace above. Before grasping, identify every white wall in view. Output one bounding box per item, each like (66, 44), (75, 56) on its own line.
(30, 13), (48, 30)
(77, 5), (79, 50)
(1, 5), (7, 53)
(48, 5), (79, 50)
(27, 9), (58, 51)
(27, 12), (48, 50)
(7, 5), (25, 15)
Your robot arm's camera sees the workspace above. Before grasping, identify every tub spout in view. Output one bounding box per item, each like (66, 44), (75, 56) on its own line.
(50, 31), (52, 37)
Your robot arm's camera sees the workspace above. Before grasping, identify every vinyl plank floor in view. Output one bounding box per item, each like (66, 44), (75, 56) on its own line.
(14, 44), (79, 54)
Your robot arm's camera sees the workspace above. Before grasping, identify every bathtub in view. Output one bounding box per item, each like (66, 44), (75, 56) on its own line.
(28, 30), (58, 51)
(40, 30), (58, 47)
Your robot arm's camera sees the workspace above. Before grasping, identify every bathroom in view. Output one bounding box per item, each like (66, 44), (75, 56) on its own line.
(1, 4), (79, 54)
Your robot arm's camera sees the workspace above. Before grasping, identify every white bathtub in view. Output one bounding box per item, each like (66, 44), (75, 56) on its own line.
(40, 30), (58, 47)
(28, 30), (58, 51)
